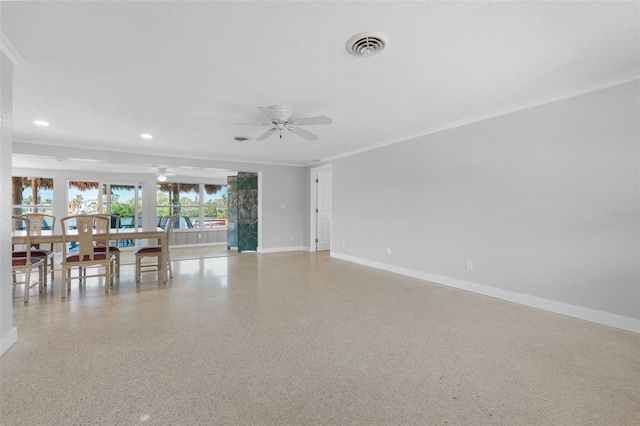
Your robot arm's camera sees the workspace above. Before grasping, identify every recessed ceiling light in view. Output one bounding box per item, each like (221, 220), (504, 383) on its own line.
(33, 120), (50, 127)
(140, 133), (153, 139)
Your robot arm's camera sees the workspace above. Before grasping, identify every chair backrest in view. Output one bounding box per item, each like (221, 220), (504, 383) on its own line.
(111, 214), (120, 229)
(158, 216), (169, 229)
(93, 214), (116, 247)
(12, 216), (33, 260)
(92, 213), (120, 229)
(21, 212), (56, 235)
(165, 214), (178, 238)
(183, 216), (194, 228)
(61, 215), (110, 261)
(120, 216), (134, 228)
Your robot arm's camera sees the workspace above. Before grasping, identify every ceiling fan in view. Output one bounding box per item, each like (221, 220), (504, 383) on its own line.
(253, 105), (332, 141)
(156, 167), (175, 182)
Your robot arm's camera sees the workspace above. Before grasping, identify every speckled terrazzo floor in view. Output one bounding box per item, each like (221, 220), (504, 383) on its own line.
(2, 248), (639, 425)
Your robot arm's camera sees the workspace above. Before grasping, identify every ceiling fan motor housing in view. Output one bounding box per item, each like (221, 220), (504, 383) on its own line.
(268, 105), (294, 122)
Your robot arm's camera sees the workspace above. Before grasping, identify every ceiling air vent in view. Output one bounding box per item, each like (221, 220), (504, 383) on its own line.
(346, 32), (390, 57)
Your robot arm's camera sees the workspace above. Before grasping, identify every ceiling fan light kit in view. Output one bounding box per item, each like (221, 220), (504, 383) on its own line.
(157, 168), (167, 182)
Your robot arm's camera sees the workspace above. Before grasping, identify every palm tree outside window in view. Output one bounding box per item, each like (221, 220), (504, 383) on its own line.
(11, 176), (54, 216)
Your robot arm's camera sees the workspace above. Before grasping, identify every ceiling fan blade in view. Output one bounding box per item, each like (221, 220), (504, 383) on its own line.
(257, 106), (281, 121)
(291, 115), (332, 126)
(287, 126), (319, 141)
(256, 127), (277, 141)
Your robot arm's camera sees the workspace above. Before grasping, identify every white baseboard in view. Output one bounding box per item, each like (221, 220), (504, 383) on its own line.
(331, 252), (640, 334)
(171, 242), (227, 249)
(1, 327), (17, 356)
(258, 246), (306, 254)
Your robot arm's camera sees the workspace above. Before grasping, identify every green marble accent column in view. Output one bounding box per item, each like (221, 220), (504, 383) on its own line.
(226, 176), (238, 250)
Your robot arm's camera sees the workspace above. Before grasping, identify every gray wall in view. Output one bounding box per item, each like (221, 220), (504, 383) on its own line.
(259, 165), (305, 250)
(324, 81), (639, 326)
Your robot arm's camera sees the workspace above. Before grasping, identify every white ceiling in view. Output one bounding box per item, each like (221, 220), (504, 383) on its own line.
(3, 1), (639, 176)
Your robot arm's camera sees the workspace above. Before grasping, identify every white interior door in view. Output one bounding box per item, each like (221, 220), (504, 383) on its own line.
(315, 168), (331, 251)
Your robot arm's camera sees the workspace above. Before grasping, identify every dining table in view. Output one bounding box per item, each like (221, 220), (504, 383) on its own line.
(11, 227), (169, 284)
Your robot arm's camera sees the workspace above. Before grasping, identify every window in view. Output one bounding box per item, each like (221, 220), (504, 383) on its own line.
(12, 176), (54, 215)
(156, 183), (198, 230)
(68, 181), (100, 215)
(103, 183), (143, 229)
(156, 183), (226, 230)
(203, 185), (228, 228)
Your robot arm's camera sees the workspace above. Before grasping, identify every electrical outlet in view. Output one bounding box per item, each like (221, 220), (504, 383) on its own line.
(290, 234), (295, 241)
(281, 203), (286, 209)
(386, 248), (392, 255)
(342, 240), (346, 247)
(466, 259), (473, 270)
(197, 233), (201, 239)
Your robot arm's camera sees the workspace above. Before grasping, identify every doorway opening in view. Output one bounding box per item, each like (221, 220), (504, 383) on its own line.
(310, 165), (332, 252)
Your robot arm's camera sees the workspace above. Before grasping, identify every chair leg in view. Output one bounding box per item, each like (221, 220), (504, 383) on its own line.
(49, 259), (54, 294)
(61, 268), (68, 298)
(41, 259), (48, 287)
(104, 264), (110, 293)
(114, 251), (120, 281)
(24, 268), (30, 303)
(46, 255), (54, 286)
(135, 256), (141, 282)
(168, 255), (173, 279)
(38, 263), (44, 294)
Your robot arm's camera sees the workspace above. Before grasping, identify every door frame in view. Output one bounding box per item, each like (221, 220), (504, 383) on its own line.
(309, 164), (332, 252)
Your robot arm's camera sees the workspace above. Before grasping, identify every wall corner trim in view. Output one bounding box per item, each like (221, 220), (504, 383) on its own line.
(331, 252), (640, 334)
(0, 32), (25, 65)
(1, 327), (18, 357)
(310, 72), (640, 166)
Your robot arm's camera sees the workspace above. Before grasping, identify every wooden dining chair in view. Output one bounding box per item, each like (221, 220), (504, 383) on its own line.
(60, 215), (117, 298)
(93, 213), (121, 280)
(11, 216), (44, 302)
(13, 212), (56, 287)
(135, 214), (177, 282)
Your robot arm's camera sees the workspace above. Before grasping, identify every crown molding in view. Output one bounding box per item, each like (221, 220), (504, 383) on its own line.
(0, 32), (24, 65)
(307, 72), (640, 167)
